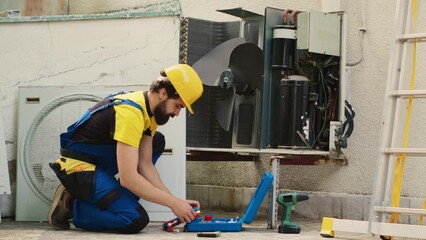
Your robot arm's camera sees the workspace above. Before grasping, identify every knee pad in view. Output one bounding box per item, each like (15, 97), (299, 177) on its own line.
(118, 206), (150, 234)
(96, 189), (120, 211)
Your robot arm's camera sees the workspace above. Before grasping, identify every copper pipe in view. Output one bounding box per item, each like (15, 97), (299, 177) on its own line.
(290, 10), (302, 25)
(282, 9), (293, 25)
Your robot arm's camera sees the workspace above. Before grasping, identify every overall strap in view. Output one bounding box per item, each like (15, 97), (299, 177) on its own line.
(91, 98), (143, 115)
(70, 95), (143, 130)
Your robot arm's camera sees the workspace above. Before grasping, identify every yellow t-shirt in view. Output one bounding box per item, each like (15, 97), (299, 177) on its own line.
(113, 91), (158, 148)
(71, 91), (157, 148)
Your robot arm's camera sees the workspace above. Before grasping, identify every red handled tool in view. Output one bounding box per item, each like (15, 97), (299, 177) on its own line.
(162, 208), (200, 232)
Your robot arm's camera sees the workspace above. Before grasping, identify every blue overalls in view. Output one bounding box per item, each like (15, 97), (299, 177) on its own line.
(58, 95), (164, 233)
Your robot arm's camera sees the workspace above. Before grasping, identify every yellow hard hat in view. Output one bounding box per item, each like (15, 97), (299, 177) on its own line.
(164, 64), (203, 114)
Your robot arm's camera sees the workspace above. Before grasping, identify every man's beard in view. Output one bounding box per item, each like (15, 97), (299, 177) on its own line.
(154, 100), (170, 125)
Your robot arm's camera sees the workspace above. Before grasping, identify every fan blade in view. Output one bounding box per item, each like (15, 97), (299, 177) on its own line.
(228, 43), (264, 92)
(192, 38), (246, 86)
(215, 86), (236, 131)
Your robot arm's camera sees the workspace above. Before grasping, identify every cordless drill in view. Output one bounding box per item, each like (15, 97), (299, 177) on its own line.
(276, 193), (309, 234)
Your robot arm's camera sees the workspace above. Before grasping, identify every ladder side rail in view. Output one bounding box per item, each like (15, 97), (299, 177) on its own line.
(383, 0), (420, 227)
(368, 0), (411, 228)
(381, 31), (414, 221)
(370, 222), (426, 239)
(324, 219), (426, 239)
(389, 0), (417, 155)
(380, 37), (413, 222)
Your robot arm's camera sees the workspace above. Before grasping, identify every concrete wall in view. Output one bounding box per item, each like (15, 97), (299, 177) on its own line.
(1, 0), (426, 220)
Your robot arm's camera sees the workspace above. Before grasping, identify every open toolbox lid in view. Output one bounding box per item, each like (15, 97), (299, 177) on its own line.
(240, 171), (274, 224)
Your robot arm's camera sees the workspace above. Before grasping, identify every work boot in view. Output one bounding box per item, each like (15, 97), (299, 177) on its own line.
(48, 184), (74, 230)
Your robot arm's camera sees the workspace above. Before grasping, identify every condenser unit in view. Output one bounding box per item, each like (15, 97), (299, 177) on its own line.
(184, 7), (352, 154)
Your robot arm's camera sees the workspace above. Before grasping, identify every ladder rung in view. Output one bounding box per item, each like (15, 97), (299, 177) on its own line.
(399, 33), (426, 41)
(383, 148), (426, 156)
(374, 206), (426, 215)
(391, 89), (426, 98)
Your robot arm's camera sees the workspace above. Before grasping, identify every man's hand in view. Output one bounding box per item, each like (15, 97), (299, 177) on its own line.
(170, 198), (201, 223)
(185, 199), (201, 210)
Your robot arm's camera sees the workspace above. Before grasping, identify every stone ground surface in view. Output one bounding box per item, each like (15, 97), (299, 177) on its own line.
(1, 216), (386, 240)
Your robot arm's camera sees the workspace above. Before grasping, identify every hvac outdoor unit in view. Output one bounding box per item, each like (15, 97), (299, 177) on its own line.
(16, 85), (186, 221)
(185, 8), (354, 153)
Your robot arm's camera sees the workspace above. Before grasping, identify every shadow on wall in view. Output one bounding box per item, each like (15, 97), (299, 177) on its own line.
(0, 0), (68, 16)
(0, 160), (16, 217)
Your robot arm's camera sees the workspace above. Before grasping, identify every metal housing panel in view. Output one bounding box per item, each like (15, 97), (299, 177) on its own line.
(296, 12), (310, 50)
(308, 11), (341, 56)
(262, 7), (286, 148)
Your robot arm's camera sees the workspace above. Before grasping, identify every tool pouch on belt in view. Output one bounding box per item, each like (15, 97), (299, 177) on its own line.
(49, 150), (97, 200)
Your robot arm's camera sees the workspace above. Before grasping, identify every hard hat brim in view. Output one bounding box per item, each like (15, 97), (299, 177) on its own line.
(183, 101), (194, 114)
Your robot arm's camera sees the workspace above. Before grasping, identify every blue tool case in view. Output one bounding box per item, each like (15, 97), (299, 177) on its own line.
(184, 171), (274, 232)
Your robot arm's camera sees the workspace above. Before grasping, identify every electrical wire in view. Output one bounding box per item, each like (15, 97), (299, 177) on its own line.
(312, 67), (329, 147)
(320, 70), (329, 137)
(296, 54), (338, 148)
(346, 0), (366, 66)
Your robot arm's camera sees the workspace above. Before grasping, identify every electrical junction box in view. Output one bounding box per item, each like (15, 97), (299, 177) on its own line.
(297, 11), (341, 56)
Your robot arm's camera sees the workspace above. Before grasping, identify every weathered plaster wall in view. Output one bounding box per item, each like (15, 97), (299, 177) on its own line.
(1, 0), (426, 219)
(0, 1), (182, 218)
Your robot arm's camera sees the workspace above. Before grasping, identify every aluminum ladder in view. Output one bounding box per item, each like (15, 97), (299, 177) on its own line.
(320, 0), (426, 238)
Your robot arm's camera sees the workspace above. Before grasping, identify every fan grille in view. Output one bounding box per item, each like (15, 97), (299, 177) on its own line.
(23, 94), (101, 204)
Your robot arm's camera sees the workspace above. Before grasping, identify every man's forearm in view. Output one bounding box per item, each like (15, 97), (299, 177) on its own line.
(120, 170), (175, 207)
(139, 162), (171, 194)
